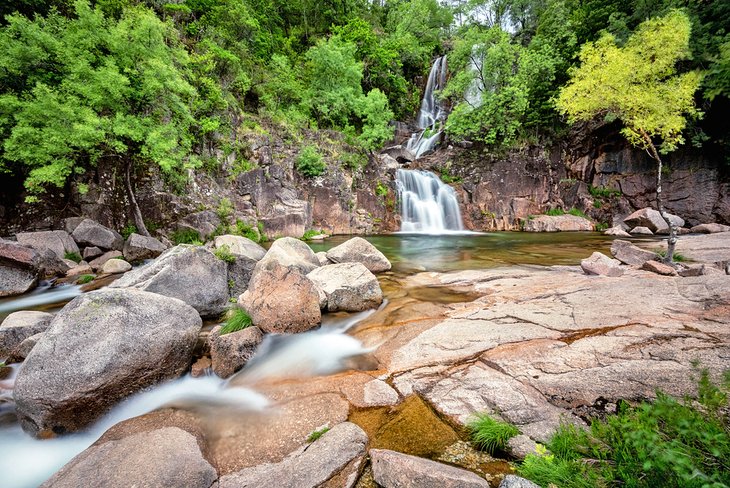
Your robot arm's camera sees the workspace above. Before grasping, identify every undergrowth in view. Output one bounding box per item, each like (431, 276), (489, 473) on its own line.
(172, 228), (202, 245)
(213, 244), (236, 263)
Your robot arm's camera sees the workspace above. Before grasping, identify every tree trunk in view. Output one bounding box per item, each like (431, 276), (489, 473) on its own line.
(125, 159), (151, 237)
(641, 130), (677, 263)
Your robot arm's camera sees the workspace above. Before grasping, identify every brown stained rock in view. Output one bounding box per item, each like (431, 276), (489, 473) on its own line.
(642, 260), (678, 276)
(325, 237), (392, 272)
(41, 427), (216, 488)
(67, 262), (92, 277)
(522, 214), (594, 232)
(370, 449), (490, 488)
(191, 356), (211, 377)
(306, 262), (383, 312)
(209, 325), (263, 378)
(580, 251), (624, 277)
(240, 262), (321, 334)
(610, 239), (657, 266)
(218, 422), (367, 488)
(88, 250), (123, 271)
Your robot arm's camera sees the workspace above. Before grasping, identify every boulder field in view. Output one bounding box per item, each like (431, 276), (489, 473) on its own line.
(3, 233), (728, 487)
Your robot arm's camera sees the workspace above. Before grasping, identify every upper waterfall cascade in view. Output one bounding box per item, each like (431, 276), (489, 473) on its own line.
(406, 56), (448, 159)
(396, 169), (464, 233)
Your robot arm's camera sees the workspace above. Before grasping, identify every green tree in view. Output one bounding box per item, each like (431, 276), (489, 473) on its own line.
(556, 10), (702, 262)
(0, 1), (197, 235)
(357, 88), (394, 151)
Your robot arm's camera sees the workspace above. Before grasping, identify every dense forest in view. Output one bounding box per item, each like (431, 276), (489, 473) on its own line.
(1, 0), (728, 224)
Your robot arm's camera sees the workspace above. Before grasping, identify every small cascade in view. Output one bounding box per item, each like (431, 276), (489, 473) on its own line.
(406, 56), (448, 159)
(396, 169), (464, 233)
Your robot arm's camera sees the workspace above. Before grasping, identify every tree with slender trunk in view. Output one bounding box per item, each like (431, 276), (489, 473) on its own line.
(555, 10), (702, 263)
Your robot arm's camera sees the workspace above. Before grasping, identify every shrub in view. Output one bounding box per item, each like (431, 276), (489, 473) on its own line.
(545, 208), (566, 216)
(213, 244), (236, 263)
(375, 182), (389, 197)
(307, 426), (330, 442)
(171, 229), (201, 245)
(76, 274), (94, 284)
(219, 308), (253, 335)
(589, 186), (622, 199)
(656, 249), (686, 262)
(301, 229), (324, 241)
(64, 251), (82, 263)
(233, 220), (261, 243)
(121, 224), (137, 239)
(467, 413), (520, 454)
(296, 145), (326, 178)
(217, 198), (234, 222)
(567, 208), (588, 218)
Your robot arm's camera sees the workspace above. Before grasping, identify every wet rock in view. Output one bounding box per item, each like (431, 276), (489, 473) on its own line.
(219, 422), (367, 488)
(315, 251), (332, 267)
(88, 250), (123, 271)
(214, 235), (266, 261)
(176, 210), (221, 240)
(610, 239), (657, 266)
(325, 237), (392, 272)
(580, 252), (624, 277)
(604, 226), (631, 237)
(8, 332), (44, 363)
(0, 240), (41, 297)
(14, 289), (201, 436)
(499, 475), (541, 488)
(522, 215), (594, 232)
(370, 448), (490, 488)
(209, 325), (264, 378)
(240, 262), (321, 334)
(0, 311), (53, 358)
(623, 208), (684, 234)
(101, 258), (132, 274)
(642, 260), (678, 276)
(690, 223), (730, 234)
(71, 219), (124, 251)
(82, 246), (103, 260)
(15, 230), (79, 259)
(255, 237), (320, 275)
(111, 245), (229, 318)
(306, 263), (383, 312)
(630, 226), (653, 235)
(42, 427), (216, 488)
(122, 233), (166, 262)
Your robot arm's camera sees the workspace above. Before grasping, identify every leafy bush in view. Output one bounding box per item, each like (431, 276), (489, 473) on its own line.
(232, 220), (261, 242)
(219, 308), (253, 335)
(519, 369), (730, 488)
(121, 224), (137, 239)
(468, 413), (520, 454)
(296, 145), (326, 177)
(213, 244), (236, 263)
(217, 198), (234, 222)
(656, 249), (687, 262)
(64, 251), (82, 263)
(545, 208), (565, 216)
(589, 186), (622, 199)
(301, 229), (324, 241)
(76, 274), (94, 284)
(172, 229), (202, 245)
(375, 182), (389, 197)
(568, 208), (588, 218)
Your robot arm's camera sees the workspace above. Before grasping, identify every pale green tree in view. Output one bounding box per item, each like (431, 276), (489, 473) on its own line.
(556, 10), (702, 262)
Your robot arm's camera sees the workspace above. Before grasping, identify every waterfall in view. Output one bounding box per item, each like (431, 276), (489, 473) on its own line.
(406, 56), (448, 159)
(396, 169), (464, 233)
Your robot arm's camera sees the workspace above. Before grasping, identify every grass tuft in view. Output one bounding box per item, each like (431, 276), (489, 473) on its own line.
(172, 228), (202, 245)
(468, 413), (520, 454)
(213, 244), (236, 263)
(64, 251), (82, 263)
(76, 274), (94, 284)
(219, 308), (253, 335)
(307, 426), (330, 442)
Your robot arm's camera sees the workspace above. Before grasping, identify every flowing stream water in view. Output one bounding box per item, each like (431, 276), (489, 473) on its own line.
(396, 169), (465, 233)
(406, 56), (448, 158)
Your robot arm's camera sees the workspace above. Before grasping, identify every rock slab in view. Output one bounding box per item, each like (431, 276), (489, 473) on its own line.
(370, 448), (490, 488)
(214, 235), (266, 261)
(0, 240), (40, 297)
(13, 289), (201, 436)
(523, 215), (594, 232)
(326, 237), (391, 272)
(15, 230), (79, 259)
(610, 239), (657, 266)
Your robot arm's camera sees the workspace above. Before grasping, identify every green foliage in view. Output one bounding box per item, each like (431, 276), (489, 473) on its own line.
(556, 10), (702, 155)
(656, 249), (686, 262)
(567, 207), (587, 218)
(467, 412), (520, 454)
(438, 166), (462, 184)
(216, 197), (234, 222)
(307, 426), (331, 442)
(341, 151), (367, 171)
(64, 251), (82, 263)
(375, 181), (389, 197)
(519, 370), (730, 488)
(120, 224), (137, 240)
(301, 229), (325, 241)
(595, 222), (609, 231)
(296, 145), (326, 178)
(219, 307), (253, 335)
(589, 186), (622, 199)
(76, 274), (94, 284)
(213, 244), (236, 263)
(356, 88), (394, 151)
(233, 220), (262, 243)
(172, 228), (202, 245)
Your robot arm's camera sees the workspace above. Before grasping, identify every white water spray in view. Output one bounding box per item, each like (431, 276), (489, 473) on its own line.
(406, 56), (448, 159)
(396, 169), (464, 233)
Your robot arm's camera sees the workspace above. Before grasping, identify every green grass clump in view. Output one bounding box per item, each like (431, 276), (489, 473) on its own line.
(64, 251), (82, 263)
(567, 207), (588, 218)
(656, 249), (687, 262)
(213, 244), (236, 263)
(233, 219), (262, 242)
(76, 274), (94, 284)
(589, 186), (622, 199)
(307, 426), (330, 442)
(375, 181), (389, 197)
(120, 224), (137, 239)
(301, 229), (324, 241)
(518, 369), (730, 488)
(296, 145), (326, 177)
(468, 413), (520, 454)
(545, 208), (566, 216)
(171, 228), (202, 245)
(219, 308), (253, 335)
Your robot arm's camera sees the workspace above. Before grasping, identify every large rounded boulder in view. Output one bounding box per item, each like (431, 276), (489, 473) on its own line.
(110, 245), (229, 317)
(71, 219), (124, 251)
(325, 237), (391, 272)
(122, 233), (166, 262)
(307, 262), (383, 312)
(13, 288), (201, 437)
(214, 235), (266, 261)
(15, 230), (79, 259)
(239, 262), (321, 334)
(255, 237), (320, 275)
